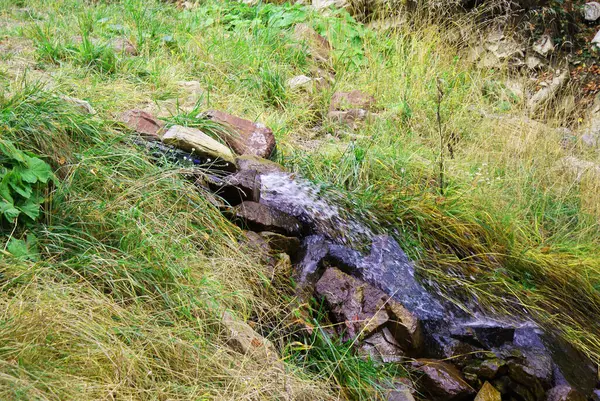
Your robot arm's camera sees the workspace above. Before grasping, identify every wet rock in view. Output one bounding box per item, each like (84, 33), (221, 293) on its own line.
(209, 169), (261, 205)
(231, 201), (303, 236)
(293, 23), (332, 63)
(295, 235), (330, 284)
(236, 154), (284, 174)
(584, 2), (600, 21)
(315, 267), (391, 340)
(475, 382), (502, 401)
(328, 236), (445, 322)
(112, 37), (137, 55)
(360, 328), (405, 363)
(61, 95), (95, 114)
(426, 333), (485, 365)
(463, 358), (507, 380)
(412, 359), (475, 401)
(532, 34), (554, 57)
(203, 110), (276, 159)
(591, 389), (600, 401)
(162, 125), (237, 169)
(221, 311), (281, 366)
(451, 322), (515, 349)
(505, 349), (553, 400)
(545, 386), (586, 401)
(121, 109), (165, 140)
(330, 90), (375, 111)
(259, 231), (301, 256)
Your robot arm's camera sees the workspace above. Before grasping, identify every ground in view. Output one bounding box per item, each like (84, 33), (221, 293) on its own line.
(0, 0), (599, 400)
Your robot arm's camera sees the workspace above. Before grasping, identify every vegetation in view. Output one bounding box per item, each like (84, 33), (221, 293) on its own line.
(0, 0), (598, 400)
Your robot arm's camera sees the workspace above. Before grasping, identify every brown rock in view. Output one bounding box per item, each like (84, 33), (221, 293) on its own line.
(121, 109), (165, 139)
(330, 90), (376, 111)
(361, 327), (405, 363)
(413, 359), (475, 401)
(293, 23), (331, 63)
(221, 311), (280, 365)
(61, 95), (95, 114)
(112, 37), (137, 55)
(211, 169), (261, 205)
(314, 267), (422, 352)
(259, 231), (301, 256)
(204, 110), (276, 158)
(545, 386), (586, 401)
(475, 382), (501, 401)
(231, 201), (302, 236)
(236, 154), (284, 174)
(463, 358), (507, 380)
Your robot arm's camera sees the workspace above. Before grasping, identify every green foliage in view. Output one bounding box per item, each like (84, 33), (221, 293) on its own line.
(0, 140), (53, 225)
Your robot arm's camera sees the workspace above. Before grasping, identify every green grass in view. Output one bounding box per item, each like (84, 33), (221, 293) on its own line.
(0, 0), (599, 399)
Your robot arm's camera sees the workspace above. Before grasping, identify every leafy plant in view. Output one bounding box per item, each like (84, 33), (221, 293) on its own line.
(0, 139), (54, 225)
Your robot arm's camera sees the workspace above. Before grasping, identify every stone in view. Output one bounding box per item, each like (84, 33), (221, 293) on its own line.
(532, 34), (554, 57)
(327, 109), (369, 126)
(316, 267), (422, 350)
(584, 2), (600, 21)
(231, 201), (303, 236)
(112, 37), (137, 55)
(504, 348), (553, 400)
(235, 154), (284, 174)
(412, 359), (475, 401)
(315, 267), (390, 340)
(162, 125), (237, 169)
(593, 30), (600, 49)
(203, 110), (276, 159)
(208, 169), (261, 205)
(287, 75), (313, 90)
(361, 328), (405, 363)
(61, 95), (95, 114)
(545, 386), (586, 401)
(526, 54), (544, 70)
(330, 90), (375, 111)
(475, 382), (501, 401)
(293, 23), (332, 63)
(528, 70), (569, 113)
(463, 358), (507, 380)
(121, 109), (165, 140)
(559, 156), (600, 182)
(177, 80), (203, 96)
(387, 382), (416, 401)
(259, 231), (301, 256)
(221, 311), (281, 366)
(312, 0), (348, 10)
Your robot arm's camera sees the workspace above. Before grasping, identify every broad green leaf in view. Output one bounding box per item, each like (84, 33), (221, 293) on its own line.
(0, 200), (20, 221)
(7, 238), (29, 258)
(26, 156), (53, 184)
(17, 200), (41, 220)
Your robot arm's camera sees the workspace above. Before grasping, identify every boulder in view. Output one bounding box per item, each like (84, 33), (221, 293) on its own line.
(330, 90), (376, 111)
(231, 201), (303, 236)
(584, 2), (600, 21)
(293, 23), (332, 63)
(203, 110), (276, 159)
(475, 382), (502, 401)
(387, 381), (416, 401)
(412, 359), (475, 401)
(259, 231), (301, 256)
(236, 154), (284, 175)
(327, 109), (370, 126)
(545, 386), (586, 401)
(121, 109), (165, 140)
(162, 125), (237, 169)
